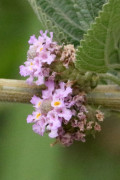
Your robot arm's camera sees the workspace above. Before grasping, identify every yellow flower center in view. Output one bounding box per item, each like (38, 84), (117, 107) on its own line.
(37, 101), (41, 107)
(40, 47), (43, 52)
(54, 101), (61, 106)
(36, 113), (41, 119)
(29, 62), (33, 70)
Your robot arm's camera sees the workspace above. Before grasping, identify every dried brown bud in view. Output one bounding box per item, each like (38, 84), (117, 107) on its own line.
(60, 44), (76, 68)
(94, 122), (101, 132)
(96, 110), (104, 122)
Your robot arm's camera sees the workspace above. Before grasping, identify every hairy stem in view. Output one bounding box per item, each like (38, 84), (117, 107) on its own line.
(0, 79), (120, 111)
(0, 79), (45, 103)
(88, 85), (120, 111)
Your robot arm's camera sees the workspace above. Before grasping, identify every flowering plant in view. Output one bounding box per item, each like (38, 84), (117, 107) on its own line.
(0, 0), (120, 147)
(20, 31), (104, 146)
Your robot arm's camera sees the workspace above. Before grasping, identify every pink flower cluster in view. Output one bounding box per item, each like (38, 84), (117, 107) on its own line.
(27, 80), (103, 147)
(27, 81), (73, 138)
(20, 31), (104, 147)
(20, 30), (56, 85)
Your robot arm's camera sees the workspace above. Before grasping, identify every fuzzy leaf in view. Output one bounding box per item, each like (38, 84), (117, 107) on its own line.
(76, 0), (120, 73)
(28, 0), (105, 46)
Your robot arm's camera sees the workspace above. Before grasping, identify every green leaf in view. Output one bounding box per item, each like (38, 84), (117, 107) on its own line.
(76, 0), (120, 73)
(28, 0), (105, 46)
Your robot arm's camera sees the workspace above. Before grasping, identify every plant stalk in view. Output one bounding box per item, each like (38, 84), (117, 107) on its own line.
(0, 79), (120, 111)
(87, 85), (120, 111)
(0, 79), (44, 103)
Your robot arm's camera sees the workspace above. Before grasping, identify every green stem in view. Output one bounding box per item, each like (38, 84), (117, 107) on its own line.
(88, 85), (120, 111)
(0, 79), (120, 111)
(0, 79), (44, 103)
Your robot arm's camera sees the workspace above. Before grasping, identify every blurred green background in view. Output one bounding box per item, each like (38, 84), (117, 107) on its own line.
(0, 1), (120, 179)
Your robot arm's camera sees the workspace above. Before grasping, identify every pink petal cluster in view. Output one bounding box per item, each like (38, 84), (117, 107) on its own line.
(20, 30), (104, 147)
(27, 80), (104, 147)
(20, 30), (56, 85)
(27, 81), (73, 139)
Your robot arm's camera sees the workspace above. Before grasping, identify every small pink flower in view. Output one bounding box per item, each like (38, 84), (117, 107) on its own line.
(71, 119), (79, 127)
(60, 133), (73, 147)
(77, 112), (86, 120)
(96, 110), (104, 122)
(86, 121), (94, 130)
(56, 108), (72, 121)
(49, 129), (58, 138)
(42, 81), (54, 99)
(74, 131), (86, 142)
(30, 95), (43, 109)
(51, 98), (64, 108)
(35, 75), (44, 85)
(47, 110), (59, 121)
(94, 122), (101, 132)
(28, 35), (37, 44)
(32, 119), (46, 136)
(78, 121), (85, 131)
(55, 82), (72, 98)
(40, 51), (56, 64)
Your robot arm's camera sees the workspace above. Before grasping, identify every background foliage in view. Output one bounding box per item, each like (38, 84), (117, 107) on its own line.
(76, 0), (120, 73)
(28, 0), (106, 46)
(1, 0), (120, 180)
